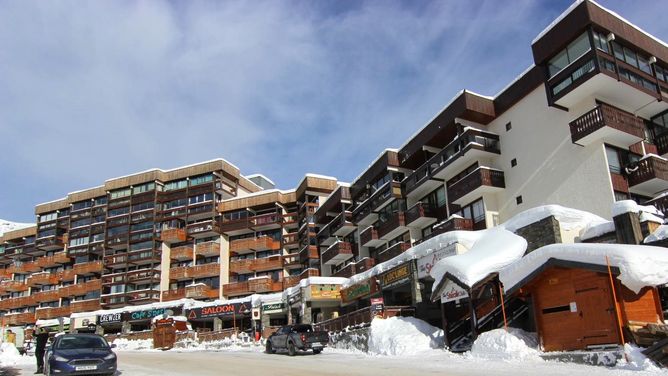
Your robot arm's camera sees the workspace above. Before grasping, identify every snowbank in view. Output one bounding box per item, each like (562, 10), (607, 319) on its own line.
(0, 342), (34, 367)
(580, 221), (614, 241)
(612, 200), (662, 218)
(645, 224), (668, 244)
(469, 329), (540, 361)
(367, 317), (444, 356)
(500, 243), (668, 294)
(112, 338), (154, 351)
(343, 230), (480, 288)
(500, 205), (606, 233)
(431, 227), (527, 290)
(617, 343), (664, 372)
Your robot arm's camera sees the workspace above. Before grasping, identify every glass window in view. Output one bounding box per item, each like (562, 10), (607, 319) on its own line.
(624, 47), (638, 68)
(548, 50), (569, 77)
(132, 182), (155, 195)
(190, 174), (214, 186)
(606, 147), (621, 174)
(548, 32), (591, 78)
(94, 197), (107, 206)
(108, 207), (129, 217)
(188, 193), (213, 205)
(110, 188), (131, 200)
(72, 200), (93, 211)
(638, 55), (652, 75)
(69, 237), (89, 247)
(164, 198), (187, 210)
(165, 180), (188, 191)
(593, 31), (609, 53)
(472, 200), (485, 223)
(39, 213), (57, 223)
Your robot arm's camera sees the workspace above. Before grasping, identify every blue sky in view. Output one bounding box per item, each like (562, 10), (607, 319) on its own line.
(1, 0), (667, 223)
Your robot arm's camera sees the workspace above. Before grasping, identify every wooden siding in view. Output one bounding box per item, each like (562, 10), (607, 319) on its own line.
(618, 285), (663, 324)
(219, 190), (297, 212)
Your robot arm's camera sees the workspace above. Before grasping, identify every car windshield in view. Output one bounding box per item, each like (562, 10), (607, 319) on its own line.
(292, 325), (313, 333)
(56, 336), (109, 349)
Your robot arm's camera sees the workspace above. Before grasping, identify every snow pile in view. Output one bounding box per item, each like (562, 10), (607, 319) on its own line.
(645, 224), (668, 244)
(500, 205), (606, 233)
(469, 329), (540, 361)
(112, 338), (154, 351)
(367, 317), (444, 356)
(580, 221), (615, 241)
(0, 220), (34, 237)
(431, 227), (527, 290)
(612, 200), (662, 219)
(616, 343), (663, 372)
(343, 230), (480, 288)
(0, 342), (33, 367)
(500, 243), (668, 293)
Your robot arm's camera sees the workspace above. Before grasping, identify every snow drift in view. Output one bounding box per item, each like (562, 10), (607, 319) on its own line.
(0, 342), (33, 367)
(500, 243), (668, 294)
(0, 219), (33, 237)
(469, 329), (540, 361)
(367, 317), (444, 356)
(500, 205), (606, 233)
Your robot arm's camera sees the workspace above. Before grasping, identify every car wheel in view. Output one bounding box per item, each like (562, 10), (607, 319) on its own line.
(313, 349), (321, 355)
(287, 342), (297, 357)
(265, 341), (275, 354)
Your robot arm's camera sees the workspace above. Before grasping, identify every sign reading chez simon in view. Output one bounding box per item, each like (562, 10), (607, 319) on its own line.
(379, 263), (413, 290)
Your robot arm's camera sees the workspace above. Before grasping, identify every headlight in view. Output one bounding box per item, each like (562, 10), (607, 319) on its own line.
(103, 353), (116, 360)
(53, 355), (68, 362)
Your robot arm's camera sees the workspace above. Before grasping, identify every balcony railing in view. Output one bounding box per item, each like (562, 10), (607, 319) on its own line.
(8, 262), (41, 274)
(126, 269), (160, 283)
(170, 245), (194, 261)
(300, 268), (319, 280)
(36, 252), (72, 268)
(169, 266), (189, 280)
(35, 236), (65, 251)
(33, 289), (61, 303)
(230, 236), (280, 253)
(4, 312), (36, 325)
(196, 241), (220, 258)
(655, 131), (668, 156)
(70, 299), (102, 313)
(189, 263), (220, 279)
(355, 257), (375, 273)
(627, 155), (668, 195)
(251, 213), (282, 228)
(283, 233), (299, 247)
(72, 261), (104, 275)
(56, 268), (76, 282)
(248, 277), (282, 293)
(360, 226), (379, 247)
(353, 181), (403, 223)
(104, 253), (128, 266)
(331, 211), (355, 237)
(283, 275), (300, 289)
(298, 245), (319, 264)
(229, 259), (254, 274)
(186, 220), (221, 238)
(162, 288), (186, 302)
(26, 272), (59, 286)
(322, 241), (353, 265)
(223, 281), (250, 297)
(332, 263), (356, 278)
(429, 216), (473, 239)
(1, 280), (28, 292)
(160, 228), (187, 244)
(60, 279), (102, 297)
(569, 103), (644, 146)
(283, 253), (300, 269)
(448, 168), (505, 204)
(35, 306), (71, 320)
(377, 242), (411, 263)
(404, 202), (437, 227)
(376, 212), (406, 239)
(185, 284), (219, 300)
(253, 255), (283, 272)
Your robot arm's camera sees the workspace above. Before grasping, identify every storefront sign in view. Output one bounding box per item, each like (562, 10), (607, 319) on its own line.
(309, 284), (341, 300)
(126, 308), (166, 321)
(440, 280), (468, 303)
(73, 315), (98, 329)
(262, 303), (286, 314)
(99, 312), (123, 325)
(370, 297), (384, 317)
(417, 245), (456, 279)
(186, 302), (251, 320)
(379, 263), (413, 290)
(341, 279), (381, 304)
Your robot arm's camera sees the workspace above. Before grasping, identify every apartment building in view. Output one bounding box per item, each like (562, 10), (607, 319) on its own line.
(1, 0), (668, 328)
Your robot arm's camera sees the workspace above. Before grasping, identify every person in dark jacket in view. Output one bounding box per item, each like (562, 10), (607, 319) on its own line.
(34, 327), (49, 374)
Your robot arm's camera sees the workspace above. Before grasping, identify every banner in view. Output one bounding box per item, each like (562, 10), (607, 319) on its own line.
(262, 303), (286, 314)
(186, 302), (251, 320)
(440, 280), (468, 303)
(99, 312), (123, 325)
(309, 285), (341, 300)
(417, 245), (457, 279)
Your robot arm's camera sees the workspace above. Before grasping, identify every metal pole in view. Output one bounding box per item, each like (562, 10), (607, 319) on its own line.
(498, 281), (508, 330)
(606, 256), (626, 345)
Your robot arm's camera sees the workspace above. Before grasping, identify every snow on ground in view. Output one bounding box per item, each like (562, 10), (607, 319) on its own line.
(499, 243), (668, 294)
(0, 343), (34, 367)
(468, 328), (540, 361)
(112, 338), (155, 351)
(367, 317), (444, 356)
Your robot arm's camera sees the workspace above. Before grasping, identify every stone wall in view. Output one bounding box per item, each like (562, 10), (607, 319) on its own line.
(515, 215), (562, 253)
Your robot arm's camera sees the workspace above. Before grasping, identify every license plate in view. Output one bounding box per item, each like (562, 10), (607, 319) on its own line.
(75, 365), (97, 371)
(311, 342), (322, 347)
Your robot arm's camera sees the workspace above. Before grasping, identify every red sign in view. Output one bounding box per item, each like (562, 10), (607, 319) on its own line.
(370, 297), (384, 305)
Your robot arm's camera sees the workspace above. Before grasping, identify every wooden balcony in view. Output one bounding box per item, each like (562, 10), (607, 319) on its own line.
(377, 242), (411, 263)
(229, 259), (254, 274)
(1, 280), (28, 292)
(405, 202), (438, 228)
(189, 263), (220, 279)
(60, 279), (102, 297)
(627, 155), (668, 196)
(253, 255), (283, 272)
(355, 257), (375, 273)
(283, 253), (301, 269)
(332, 263), (356, 278)
(169, 266), (189, 281)
(100, 294), (129, 307)
(36, 252), (72, 268)
(331, 211), (355, 237)
(126, 269), (160, 284)
(35, 306), (71, 320)
(230, 236), (280, 254)
(428, 128), (502, 183)
(73, 261), (104, 275)
(187, 220), (221, 239)
(426, 216), (473, 242)
(8, 262), (41, 274)
(299, 245), (319, 264)
(4, 312), (35, 326)
(33, 289), (61, 303)
(196, 241), (220, 258)
(300, 268), (319, 280)
(377, 212), (407, 240)
(6, 295), (37, 309)
(360, 226), (383, 247)
(569, 102), (644, 147)
(250, 213), (282, 230)
(282, 275), (300, 289)
(104, 253), (128, 267)
(170, 245), (194, 261)
(35, 236), (65, 251)
(448, 167), (505, 205)
(57, 269), (77, 282)
(162, 288), (186, 302)
(655, 131), (668, 156)
(70, 299), (101, 313)
(322, 241), (353, 266)
(283, 233), (299, 248)
(185, 284), (219, 300)
(26, 272), (59, 286)
(248, 277), (282, 293)
(160, 228), (187, 244)
(219, 217), (251, 234)
(223, 281), (251, 297)
(127, 289), (160, 304)
(353, 181), (402, 225)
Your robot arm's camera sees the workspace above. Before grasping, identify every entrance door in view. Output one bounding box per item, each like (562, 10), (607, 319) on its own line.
(573, 271), (620, 347)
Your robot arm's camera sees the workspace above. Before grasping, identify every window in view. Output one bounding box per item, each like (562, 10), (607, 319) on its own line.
(107, 226), (128, 236)
(453, 198), (485, 225)
(132, 182), (155, 195)
(39, 213), (57, 223)
(592, 31), (609, 53)
(70, 218), (92, 228)
(420, 186), (446, 209)
(90, 233), (105, 243)
(548, 33), (591, 78)
(71, 200), (92, 211)
(69, 237), (89, 247)
(110, 188), (131, 200)
(131, 221), (153, 232)
(516, 196), (523, 205)
(370, 174), (391, 192)
(132, 201), (154, 212)
(94, 197), (107, 206)
(606, 147), (622, 174)
(165, 179), (188, 191)
(511, 158), (517, 167)
(108, 207), (129, 217)
(656, 66), (667, 83)
(223, 210), (249, 222)
(164, 198), (187, 210)
(505, 122), (512, 131)
(188, 193), (213, 205)
(189, 174), (214, 186)
(614, 191), (630, 201)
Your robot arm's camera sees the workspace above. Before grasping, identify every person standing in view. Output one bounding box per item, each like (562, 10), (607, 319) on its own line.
(5, 329), (16, 346)
(34, 327), (49, 374)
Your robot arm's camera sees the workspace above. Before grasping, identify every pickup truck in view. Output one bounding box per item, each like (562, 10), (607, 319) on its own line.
(265, 324), (329, 356)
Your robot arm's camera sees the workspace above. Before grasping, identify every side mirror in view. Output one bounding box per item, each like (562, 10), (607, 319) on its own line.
(110, 344), (117, 349)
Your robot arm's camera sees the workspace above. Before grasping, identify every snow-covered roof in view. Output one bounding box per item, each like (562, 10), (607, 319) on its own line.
(0, 220), (35, 238)
(342, 230), (480, 289)
(283, 276), (348, 298)
(500, 205), (607, 233)
(612, 200), (662, 218)
(579, 220), (615, 241)
(350, 149), (400, 186)
(221, 188), (296, 202)
(244, 173), (276, 187)
(70, 299), (193, 319)
(500, 243), (668, 294)
(645, 224), (668, 244)
(493, 64), (536, 99)
(430, 227), (527, 291)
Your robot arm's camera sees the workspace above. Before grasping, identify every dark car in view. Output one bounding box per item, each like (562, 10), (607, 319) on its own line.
(265, 324), (329, 356)
(44, 334), (117, 376)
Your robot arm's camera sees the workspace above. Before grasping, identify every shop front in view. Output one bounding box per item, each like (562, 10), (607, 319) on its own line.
(379, 261), (416, 307)
(306, 284), (342, 323)
(340, 278), (381, 314)
(185, 300), (252, 333)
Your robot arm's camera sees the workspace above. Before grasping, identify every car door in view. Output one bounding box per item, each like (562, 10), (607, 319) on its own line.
(273, 326), (290, 348)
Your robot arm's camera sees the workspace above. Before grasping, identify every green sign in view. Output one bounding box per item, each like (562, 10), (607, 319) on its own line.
(262, 303), (285, 314)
